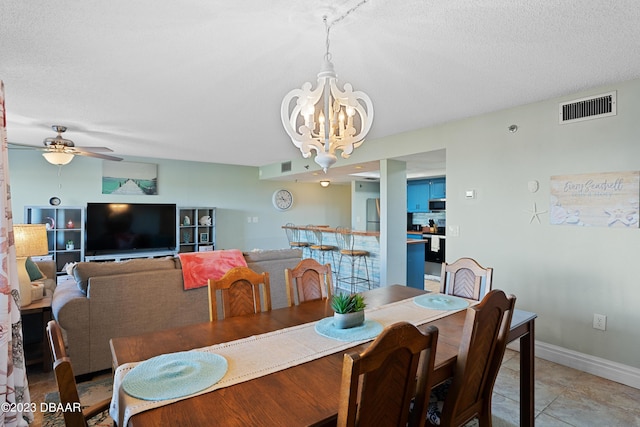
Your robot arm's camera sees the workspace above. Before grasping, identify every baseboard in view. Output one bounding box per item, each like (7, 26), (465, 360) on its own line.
(508, 340), (640, 389)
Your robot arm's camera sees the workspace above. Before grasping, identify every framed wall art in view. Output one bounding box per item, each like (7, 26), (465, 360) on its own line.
(550, 171), (639, 228)
(102, 161), (158, 195)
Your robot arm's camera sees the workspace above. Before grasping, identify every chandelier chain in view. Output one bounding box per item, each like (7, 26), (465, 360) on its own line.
(323, 0), (370, 61)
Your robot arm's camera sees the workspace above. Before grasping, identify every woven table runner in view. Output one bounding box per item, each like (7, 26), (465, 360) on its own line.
(110, 295), (470, 426)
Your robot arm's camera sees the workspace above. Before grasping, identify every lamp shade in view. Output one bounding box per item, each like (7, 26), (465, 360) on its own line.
(43, 151), (74, 165)
(14, 224), (49, 257)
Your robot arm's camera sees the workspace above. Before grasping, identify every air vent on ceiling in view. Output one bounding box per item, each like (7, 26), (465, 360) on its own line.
(559, 91), (616, 124)
(281, 161), (292, 173)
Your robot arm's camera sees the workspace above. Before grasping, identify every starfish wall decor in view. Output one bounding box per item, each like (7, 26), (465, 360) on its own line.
(525, 202), (547, 224)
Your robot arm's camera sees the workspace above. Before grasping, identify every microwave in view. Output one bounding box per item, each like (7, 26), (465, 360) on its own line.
(428, 199), (446, 212)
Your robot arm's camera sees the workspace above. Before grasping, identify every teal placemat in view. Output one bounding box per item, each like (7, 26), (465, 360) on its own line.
(315, 317), (383, 342)
(413, 294), (469, 310)
(122, 351), (228, 401)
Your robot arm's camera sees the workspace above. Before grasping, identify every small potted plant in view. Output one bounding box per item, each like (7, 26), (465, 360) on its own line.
(331, 293), (366, 329)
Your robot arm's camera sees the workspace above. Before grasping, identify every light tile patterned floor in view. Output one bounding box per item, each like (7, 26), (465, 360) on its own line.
(495, 349), (640, 426)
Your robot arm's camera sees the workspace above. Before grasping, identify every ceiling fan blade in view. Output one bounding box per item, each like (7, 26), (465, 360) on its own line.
(72, 146), (114, 152)
(7, 142), (43, 150)
(74, 151), (123, 161)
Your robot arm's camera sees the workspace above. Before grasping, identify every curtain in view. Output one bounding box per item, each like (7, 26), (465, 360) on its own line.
(0, 81), (33, 425)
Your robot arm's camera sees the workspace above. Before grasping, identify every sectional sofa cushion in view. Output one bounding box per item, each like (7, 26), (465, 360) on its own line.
(73, 257), (177, 294)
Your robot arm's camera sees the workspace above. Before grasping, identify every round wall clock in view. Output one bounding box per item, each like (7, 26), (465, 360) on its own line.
(49, 197), (61, 206)
(272, 189), (293, 211)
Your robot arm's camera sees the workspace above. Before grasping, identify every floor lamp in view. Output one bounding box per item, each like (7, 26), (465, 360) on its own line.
(14, 224), (49, 307)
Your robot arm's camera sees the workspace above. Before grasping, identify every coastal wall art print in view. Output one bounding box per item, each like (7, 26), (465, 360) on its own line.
(550, 171), (639, 228)
(102, 161), (158, 195)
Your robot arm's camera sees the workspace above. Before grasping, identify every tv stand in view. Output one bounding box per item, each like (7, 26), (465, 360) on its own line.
(84, 250), (177, 263)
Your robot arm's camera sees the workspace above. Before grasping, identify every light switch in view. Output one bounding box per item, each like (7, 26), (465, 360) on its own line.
(465, 190), (476, 199)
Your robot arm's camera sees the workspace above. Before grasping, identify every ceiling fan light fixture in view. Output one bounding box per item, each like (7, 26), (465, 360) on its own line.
(43, 151), (74, 165)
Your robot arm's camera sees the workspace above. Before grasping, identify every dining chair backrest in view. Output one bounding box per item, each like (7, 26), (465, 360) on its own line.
(46, 320), (112, 427)
(440, 257), (493, 301)
(207, 266), (271, 321)
(284, 258), (333, 306)
(337, 322), (439, 427)
(431, 289), (516, 427)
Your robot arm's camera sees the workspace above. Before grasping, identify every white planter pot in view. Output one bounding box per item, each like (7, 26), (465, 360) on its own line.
(333, 311), (365, 329)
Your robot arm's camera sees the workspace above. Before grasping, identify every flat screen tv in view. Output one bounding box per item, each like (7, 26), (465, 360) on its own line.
(86, 203), (177, 255)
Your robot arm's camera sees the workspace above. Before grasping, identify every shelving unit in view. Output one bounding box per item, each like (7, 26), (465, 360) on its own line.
(178, 207), (216, 253)
(25, 206), (85, 275)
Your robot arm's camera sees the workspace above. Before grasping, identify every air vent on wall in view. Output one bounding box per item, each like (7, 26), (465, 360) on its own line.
(559, 91), (616, 124)
(281, 161), (292, 173)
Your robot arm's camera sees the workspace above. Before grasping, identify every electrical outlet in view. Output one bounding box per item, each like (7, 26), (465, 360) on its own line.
(593, 313), (606, 331)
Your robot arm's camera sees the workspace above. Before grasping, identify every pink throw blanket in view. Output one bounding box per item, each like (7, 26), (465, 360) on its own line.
(178, 249), (247, 290)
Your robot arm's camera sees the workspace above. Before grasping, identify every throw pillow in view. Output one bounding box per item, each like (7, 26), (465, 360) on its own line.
(25, 257), (45, 281)
(64, 262), (77, 276)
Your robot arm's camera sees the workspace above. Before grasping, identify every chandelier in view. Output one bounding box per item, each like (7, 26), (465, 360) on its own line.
(281, 12), (373, 172)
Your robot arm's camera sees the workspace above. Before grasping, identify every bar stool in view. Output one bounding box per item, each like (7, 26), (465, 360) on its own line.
(284, 223), (310, 257)
(305, 225), (336, 271)
(335, 226), (371, 293)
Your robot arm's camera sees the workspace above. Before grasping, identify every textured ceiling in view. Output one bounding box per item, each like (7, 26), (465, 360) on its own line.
(2, 0), (640, 175)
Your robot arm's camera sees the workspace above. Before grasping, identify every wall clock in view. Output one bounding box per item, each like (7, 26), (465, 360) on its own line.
(272, 189), (293, 211)
(49, 196), (61, 206)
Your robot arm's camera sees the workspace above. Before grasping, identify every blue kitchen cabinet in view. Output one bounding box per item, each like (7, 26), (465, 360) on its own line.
(406, 235), (426, 289)
(430, 178), (446, 199)
(407, 180), (430, 212)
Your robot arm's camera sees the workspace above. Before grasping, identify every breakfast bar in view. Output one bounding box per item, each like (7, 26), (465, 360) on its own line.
(282, 224), (381, 290)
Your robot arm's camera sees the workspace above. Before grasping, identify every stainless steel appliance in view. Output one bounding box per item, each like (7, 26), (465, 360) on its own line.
(428, 198), (446, 212)
(366, 198), (380, 231)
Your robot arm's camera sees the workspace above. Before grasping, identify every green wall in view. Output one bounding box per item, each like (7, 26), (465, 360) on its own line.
(8, 153), (352, 252)
(9, 77), (640, 372)
(380, 79), (640, 369)
(264, 78), (640, 370)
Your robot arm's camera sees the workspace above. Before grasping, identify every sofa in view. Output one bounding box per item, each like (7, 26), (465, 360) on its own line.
(49, 248), (302, 376)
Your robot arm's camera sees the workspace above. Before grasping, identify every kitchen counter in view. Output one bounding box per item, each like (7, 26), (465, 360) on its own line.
(407, 231), (446, 238)
(423, 233), (446, 239)
(283, 224), (379, 237)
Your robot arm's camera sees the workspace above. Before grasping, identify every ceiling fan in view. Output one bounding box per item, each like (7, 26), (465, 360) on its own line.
(10, 125), (123, 165)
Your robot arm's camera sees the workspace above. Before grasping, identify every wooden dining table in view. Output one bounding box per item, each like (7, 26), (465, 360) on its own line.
(110, 285), (536, 426)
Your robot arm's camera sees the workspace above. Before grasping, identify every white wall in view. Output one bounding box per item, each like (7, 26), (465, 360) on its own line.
(7, 152), (351, 252)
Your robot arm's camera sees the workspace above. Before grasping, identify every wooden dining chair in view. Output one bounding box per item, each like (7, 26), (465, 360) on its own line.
(426, 289), (516, 427)
(46, 320), (112, 427)
(337, 322), (439, 427)
(284, 258), (333, 306)
(207, 266), (271, 321)
(440, 257), (493, 301)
